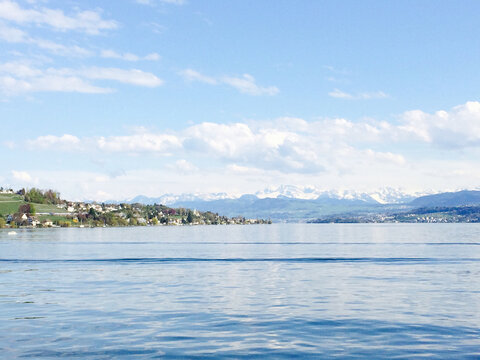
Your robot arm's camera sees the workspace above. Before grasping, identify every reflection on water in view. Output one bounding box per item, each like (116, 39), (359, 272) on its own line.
(1, 224), (480, 358)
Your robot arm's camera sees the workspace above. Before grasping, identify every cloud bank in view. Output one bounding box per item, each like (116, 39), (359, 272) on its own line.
(23, 101), (480, 178)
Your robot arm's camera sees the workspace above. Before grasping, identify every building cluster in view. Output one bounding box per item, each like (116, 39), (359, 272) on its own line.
(3, 199), (270, 228)
(309, 208), (480, 224)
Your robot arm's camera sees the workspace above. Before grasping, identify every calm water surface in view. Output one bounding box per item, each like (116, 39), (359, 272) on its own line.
(1, 224), (480, 358)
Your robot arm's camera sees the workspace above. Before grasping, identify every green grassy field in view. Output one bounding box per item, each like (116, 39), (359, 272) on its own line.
(37, 214), (74, 224)
(0, 193), (23, 201)
(0, 194), (24, 215)
(0, 201), (24, 215)
(35, 204), (69, 214)
(0, 193), (68, 216)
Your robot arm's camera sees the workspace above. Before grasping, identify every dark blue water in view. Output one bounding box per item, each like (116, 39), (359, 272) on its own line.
(1, 224), (480, 359)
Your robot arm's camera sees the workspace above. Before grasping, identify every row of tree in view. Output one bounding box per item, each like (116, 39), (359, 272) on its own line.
(17, 188), (61, 205)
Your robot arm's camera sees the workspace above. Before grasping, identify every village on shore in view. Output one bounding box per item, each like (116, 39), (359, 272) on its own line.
(0, 187), (271, 229)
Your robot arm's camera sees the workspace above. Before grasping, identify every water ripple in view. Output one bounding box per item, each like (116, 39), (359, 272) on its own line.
(1, 257), (478, 264)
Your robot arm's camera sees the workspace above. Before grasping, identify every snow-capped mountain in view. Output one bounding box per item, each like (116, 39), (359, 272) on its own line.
(254, 185), (428, 204)
(128, 192), (236, 205)
(367, 187), (433, 204)
(255, 185), (322, 200)
(123, 185), (432, 206)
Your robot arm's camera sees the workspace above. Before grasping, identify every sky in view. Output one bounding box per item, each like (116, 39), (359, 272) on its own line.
(1, 0), (480, 201)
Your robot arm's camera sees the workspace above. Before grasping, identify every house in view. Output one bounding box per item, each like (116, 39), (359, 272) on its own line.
(168, 218), (181, 225)
(43, 220), (54, 227)
(92, 204), (103, 212)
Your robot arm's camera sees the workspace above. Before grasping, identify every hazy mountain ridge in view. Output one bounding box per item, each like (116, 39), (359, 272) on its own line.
(108, 187), (480, 222)
(410, 190), (480, 207)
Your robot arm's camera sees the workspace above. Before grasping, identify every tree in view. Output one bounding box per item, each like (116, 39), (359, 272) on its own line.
(25, 188), (46, 204)
(44, 190), (60, 204)
(160, 216), (168, 224)
(88, 207), (98, 220)
(187, 210), (194, 223)
(18, 203), (34, 215)
(0, 217), (6, 228)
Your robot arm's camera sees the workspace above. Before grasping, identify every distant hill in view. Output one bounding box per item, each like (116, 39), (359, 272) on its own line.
(109, 187), (428, 222)
(410, 190), (480, 207)
(106, 188), (480, 222)
(172, 196), (384, 222)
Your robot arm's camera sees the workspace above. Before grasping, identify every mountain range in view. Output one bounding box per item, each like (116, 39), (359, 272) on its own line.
(125, 185), (428, 206)
(105, 186), (480, 222)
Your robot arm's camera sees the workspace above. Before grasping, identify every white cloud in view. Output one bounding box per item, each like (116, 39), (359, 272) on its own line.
(399, 101), (480, 148)
(0, 61), (40, 77)
(226, 164), (262, 174)
(11, 170), (33, 183)
(358, 91), (389, 100)
(101, 50), (161, 62)
(0, 62), (163, 95)
(180, 68), (217, 84)
(329, 88), (389, 100)
(365, 149), (405, 165)
(27, 134), (81, 150)
(0, 22), (92, 56)
(33, 75), (112, 93)
(0, 0), (118, 35)
(0, 74), (112, 95)
(80, 67), (164, 87)
(328, 88), (353, 99)
(171, 159), (198, 174)
(0, 21), (26, 42)
(184, 122), (256, 158)
(180, 68), (279, 96)
(97, 133), (181, 153)
(144, 53), (161, 61)
(26, 132), (182, 154)
(222, 74), (279, 96)
(34, 39), (92, 57)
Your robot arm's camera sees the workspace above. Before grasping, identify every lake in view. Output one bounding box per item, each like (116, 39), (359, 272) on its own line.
(1, 224), (480, 358)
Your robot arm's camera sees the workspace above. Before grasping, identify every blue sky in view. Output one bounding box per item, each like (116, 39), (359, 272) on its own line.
(1, 0), (480, 200)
